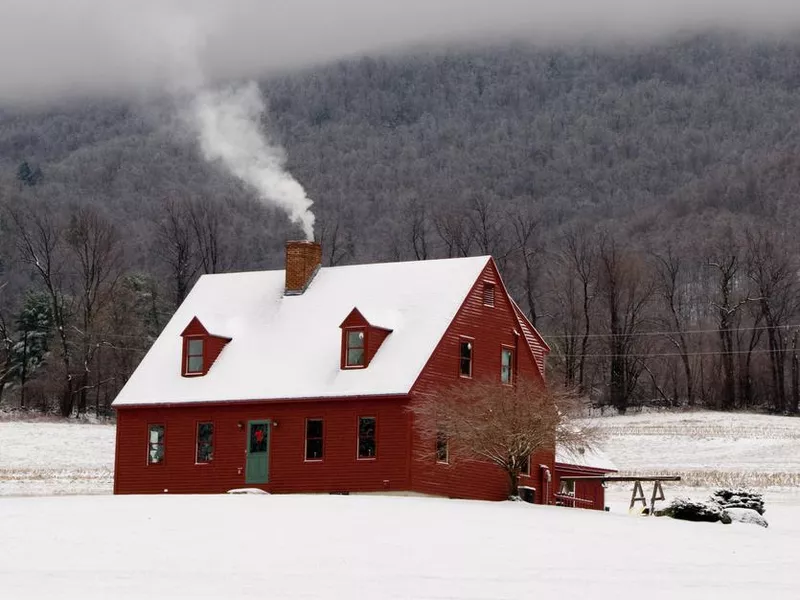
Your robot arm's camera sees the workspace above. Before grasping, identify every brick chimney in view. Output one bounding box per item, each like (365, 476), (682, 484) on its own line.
(285, 240), (322, 295)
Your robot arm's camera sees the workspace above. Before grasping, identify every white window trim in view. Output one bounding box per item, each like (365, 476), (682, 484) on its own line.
(356, 416), (377, 460)
(304, 418), (324, 462)
(459, 336), (474, 379)
(501, 346), (514, 385)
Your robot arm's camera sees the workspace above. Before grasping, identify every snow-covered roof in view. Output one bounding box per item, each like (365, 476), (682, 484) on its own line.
(556, 445), (618, 472)
(113, 256), (491, 407)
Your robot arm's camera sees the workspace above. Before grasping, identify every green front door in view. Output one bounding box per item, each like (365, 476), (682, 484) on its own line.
(245, 420), (270, 484)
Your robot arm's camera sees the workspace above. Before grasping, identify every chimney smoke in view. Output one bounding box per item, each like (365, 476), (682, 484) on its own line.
(191, 82), (316, 240)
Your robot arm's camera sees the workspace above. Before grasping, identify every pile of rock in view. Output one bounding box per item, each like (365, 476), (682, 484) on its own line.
(710, 488), (765, 515)
(658, 488), (768, 528)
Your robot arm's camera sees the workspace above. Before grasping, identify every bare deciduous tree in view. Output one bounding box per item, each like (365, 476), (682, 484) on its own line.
(598, 233), (655, 413)
(65, 206), (124, 415)
(410, 378), (594, 498)
(9, 202), (74, 416)
(154, 198), (200, 308)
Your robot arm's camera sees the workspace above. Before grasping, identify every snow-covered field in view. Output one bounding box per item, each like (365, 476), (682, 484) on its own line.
(1, 411), (799, 598)
(1, 493), (798, 600)
(0, 420), (115, 495)
(596, 411), (800, 488)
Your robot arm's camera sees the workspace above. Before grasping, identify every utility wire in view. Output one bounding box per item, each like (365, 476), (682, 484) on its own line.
(541, 323), (800, 340)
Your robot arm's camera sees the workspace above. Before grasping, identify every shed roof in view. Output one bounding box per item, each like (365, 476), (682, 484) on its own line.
(113, 256), (491, 407)
(555, 445), (618, 473)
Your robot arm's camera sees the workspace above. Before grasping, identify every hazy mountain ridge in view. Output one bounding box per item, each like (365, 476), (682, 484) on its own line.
(2, 33), (800, 414)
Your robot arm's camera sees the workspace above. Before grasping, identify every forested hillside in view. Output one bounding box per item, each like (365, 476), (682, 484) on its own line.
(2, 33), (800, 415)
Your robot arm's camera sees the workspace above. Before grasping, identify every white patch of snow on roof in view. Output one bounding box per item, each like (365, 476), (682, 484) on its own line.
(556, 445), (618, 472)
(113, 256), (490, 407)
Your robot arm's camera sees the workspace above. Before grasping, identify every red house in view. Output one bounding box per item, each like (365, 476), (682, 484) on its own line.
(113, 241), (606, 506)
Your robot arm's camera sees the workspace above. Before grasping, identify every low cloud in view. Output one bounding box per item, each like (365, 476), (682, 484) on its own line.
(2, 0), (800, 104)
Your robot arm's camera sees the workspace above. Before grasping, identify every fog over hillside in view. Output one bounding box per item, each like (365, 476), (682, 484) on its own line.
(2, 1), (800, 103)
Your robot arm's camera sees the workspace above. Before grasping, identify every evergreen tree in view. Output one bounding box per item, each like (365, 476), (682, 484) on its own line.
(9, 292), (54, 406)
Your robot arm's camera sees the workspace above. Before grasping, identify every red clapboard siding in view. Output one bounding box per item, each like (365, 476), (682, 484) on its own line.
(409, 260), (555, 503)
(554, 463), (611, 511)
(115, 397), (411, 495)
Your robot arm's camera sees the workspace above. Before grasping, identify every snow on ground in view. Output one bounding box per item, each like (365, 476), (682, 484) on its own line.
(1, 411), (800, 598)
(1, 493), (798, 600)
(0, 420), (115, 495)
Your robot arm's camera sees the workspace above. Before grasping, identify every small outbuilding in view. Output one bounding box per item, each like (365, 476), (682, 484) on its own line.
(554, 446), (618, 510)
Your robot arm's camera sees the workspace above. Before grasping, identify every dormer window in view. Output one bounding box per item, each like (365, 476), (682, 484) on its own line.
(180, 317), (231, 378)
(346, 330), (366, 367)
(186, 338), (204, 374)
(339, 308), (393, 370)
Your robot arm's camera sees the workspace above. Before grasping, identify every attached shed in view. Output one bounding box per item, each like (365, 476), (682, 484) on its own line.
(555, 446), (618, 510)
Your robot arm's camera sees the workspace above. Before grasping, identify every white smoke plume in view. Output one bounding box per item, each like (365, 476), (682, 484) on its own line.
(190, 83), (315, 240)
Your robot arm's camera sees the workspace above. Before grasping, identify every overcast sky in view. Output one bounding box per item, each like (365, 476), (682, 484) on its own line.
(2, 0), (800, 104)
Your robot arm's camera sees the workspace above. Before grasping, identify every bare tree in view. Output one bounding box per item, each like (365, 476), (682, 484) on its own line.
(466, 196), (513, 267)
(154, 199), (200, 308)
(745, 230), (797, 412)
(432, 209), (473, 258)
(706, 241), (752, 410)
(561, 225), (597, 392)
(598, 233), (655, 413)
(652, 246), (696, 405)
(410, 378), (594, 498)
(9, 203), (74, 416)
(317, 210), (356, 266)
(509, 209), (543, 326)
(188, 198), (230, 274)
(65, 206), (124, 415)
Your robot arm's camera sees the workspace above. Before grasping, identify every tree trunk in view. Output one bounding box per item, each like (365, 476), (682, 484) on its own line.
(59, 376), (73, 418)
(792, 331), (799, 415)
(508, 469), (520, 498)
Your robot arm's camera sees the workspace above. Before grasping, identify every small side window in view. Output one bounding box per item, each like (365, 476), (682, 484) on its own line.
(501, 348), (514, 384)
(186, 338), (204, 374)
(148, 424), (165, 465)
(436, 431), (449, 464)
(459, 339), (473, 378)
(520, 454), (530, 476)
(196, 422), (214, 463)
(306, 419), (324, 461)
(358, 417), (376, 458)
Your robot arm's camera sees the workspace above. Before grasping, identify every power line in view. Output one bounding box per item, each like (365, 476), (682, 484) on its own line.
(541, 323), (800, 340)
(557, 347), (794, 359)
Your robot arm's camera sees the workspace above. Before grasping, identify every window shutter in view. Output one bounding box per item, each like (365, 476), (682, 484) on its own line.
(483, 283), (495, 307)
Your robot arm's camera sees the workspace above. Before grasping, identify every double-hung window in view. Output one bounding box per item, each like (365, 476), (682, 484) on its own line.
(186, 338), (204, 374)
(306, 419), (324, 460)
(148, 424), (165, 465)
(196, 422), (214, 463)
(346, 330), (366, 367)
(358, 417), (376, 458)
